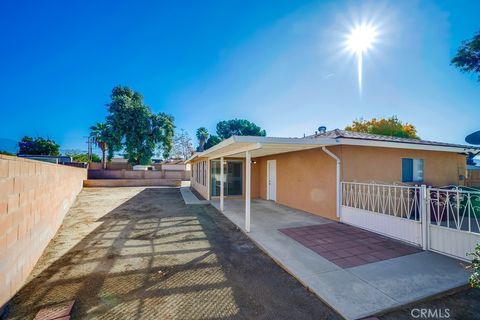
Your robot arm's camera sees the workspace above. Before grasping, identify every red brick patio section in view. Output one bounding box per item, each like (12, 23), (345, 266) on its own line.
(280, 223), (421, 268)
(33, 300), (75, 320)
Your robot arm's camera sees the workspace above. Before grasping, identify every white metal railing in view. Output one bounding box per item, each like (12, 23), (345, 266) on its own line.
(341, 181), (480, 260)
(428, 187), (480, 234)
(342, 182), (421, 220)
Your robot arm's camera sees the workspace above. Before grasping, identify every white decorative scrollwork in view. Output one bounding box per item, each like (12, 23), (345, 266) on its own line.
(342, 182), (421, 220)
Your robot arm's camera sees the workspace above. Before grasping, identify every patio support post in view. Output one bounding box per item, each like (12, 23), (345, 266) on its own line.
(220, 157), (224, 212)
(420, 184), (428, 250)
(245, 151), (251, 232)
(206, 160), (211, 200)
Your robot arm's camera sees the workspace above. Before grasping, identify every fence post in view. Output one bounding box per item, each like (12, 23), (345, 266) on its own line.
(420, 184), (428, 250)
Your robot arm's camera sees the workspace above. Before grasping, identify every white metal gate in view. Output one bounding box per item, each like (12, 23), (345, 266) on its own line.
(341, 182), (423, 247)
(341, 182), (480, 261)
(427, 187), (480, 261)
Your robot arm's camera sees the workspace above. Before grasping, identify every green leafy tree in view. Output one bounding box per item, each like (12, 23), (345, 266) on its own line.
(216, 119), (266, 140)
(196, 127), (209, 152)
(194, 119), (266, 151)
(204, 135), (222, 150)
(452, 30), (480, 81)
(345, 116), (419, 139)
(64, 150), (101, 163)
(105, 86), (175, 165)
(18, 136), (60, 156)
(87, 154), (102, 162)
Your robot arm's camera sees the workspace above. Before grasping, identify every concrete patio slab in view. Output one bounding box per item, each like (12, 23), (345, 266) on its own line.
(303, 270), (397, 320)
(211, 199), (470, 320)
(348, 251), (470, 305)
(215, 198), (332, 231)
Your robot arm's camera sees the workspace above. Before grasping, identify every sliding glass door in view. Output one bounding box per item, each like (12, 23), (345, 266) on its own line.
(211, 160), (243, 197)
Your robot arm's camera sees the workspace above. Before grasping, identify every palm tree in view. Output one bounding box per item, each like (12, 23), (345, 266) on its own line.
(90, 122), (111, 169)
(196, 127), (209, 152)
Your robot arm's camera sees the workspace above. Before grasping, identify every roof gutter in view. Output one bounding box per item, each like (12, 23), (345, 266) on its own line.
(322, 146), (341, 219)
(338, 138), (477, 154)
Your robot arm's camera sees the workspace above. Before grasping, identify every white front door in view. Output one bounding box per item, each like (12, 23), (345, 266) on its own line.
(267, 160), (276, 201)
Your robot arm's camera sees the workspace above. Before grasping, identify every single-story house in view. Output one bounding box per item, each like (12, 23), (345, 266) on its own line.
(158, 159), (191, 171)
(186, 129), (478, 229)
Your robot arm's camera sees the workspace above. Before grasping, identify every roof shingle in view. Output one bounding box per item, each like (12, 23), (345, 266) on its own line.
(309, 129), (478, 150)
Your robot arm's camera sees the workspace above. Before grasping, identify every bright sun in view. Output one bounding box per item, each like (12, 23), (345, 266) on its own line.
(346, 23), (378, 54)
(345, 23), (378, 95)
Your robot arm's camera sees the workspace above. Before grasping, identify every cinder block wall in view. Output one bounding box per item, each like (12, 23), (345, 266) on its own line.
(0, 155), (87, 307)
(87, 169), (189, 180)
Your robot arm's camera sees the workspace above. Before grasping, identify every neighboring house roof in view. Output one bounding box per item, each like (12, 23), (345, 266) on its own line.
(186, 130), (479, 162)
(111, 157), (128, 163)
(161, 159), (186, 165)
(308, 129), (477, 150)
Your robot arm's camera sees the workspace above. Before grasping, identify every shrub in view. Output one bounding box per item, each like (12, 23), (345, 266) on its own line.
(468, 244), (480, 288)
(65, 152), (101, 163)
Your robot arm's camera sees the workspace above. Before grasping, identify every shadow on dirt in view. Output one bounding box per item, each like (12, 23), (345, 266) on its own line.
(8, 188), (340, 320)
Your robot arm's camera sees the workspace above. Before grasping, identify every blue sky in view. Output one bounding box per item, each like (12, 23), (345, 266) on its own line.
(0, 0), (479, 154)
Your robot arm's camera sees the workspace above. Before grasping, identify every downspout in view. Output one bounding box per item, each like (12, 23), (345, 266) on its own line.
(322, 147), (341, 219)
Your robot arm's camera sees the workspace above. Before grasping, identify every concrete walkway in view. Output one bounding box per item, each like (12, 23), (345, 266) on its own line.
(180, 186), (210, 204)
(211, 199), (470, 320)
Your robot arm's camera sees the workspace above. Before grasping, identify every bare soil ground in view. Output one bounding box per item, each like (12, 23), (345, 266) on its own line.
(7, 187), (340, 320)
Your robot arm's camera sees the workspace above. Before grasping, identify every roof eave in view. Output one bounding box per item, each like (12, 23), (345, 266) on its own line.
(338, 138), (477, 153)
(185, 152), (203, 163)
(191, 135), (339, 160)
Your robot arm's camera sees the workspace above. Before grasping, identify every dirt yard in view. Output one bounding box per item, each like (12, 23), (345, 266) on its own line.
(7, 187), (340, 319)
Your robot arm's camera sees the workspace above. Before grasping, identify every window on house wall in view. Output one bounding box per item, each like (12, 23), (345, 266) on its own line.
(210, 160), (243, 197)
(402, 158), (424, 183)
(196, 162), (200, 183)
(202, 161), (206, 186)
(193, 160), (208, 186)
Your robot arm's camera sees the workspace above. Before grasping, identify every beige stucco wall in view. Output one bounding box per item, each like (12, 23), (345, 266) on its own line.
(254, 147), (339, 221)
(190, 157), (209, 200)
(466, 170), (480, 187)
(339, 145), (466, 186)
(0, 155), (87, 307)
